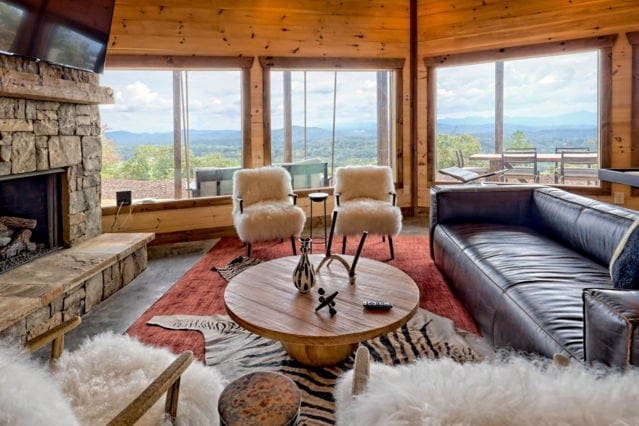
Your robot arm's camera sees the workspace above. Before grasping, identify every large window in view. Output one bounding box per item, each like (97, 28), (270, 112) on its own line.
(99, 58), (250, 206)
(262, 58), (404, 188)
(427, 36), (615, 192)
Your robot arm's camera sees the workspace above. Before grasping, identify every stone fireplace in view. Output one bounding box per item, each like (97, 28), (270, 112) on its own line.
(0, 54), (106, 248)
(0, 54), (154, 344)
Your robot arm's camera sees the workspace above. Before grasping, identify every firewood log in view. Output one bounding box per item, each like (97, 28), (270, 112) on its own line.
(0, 229), (33, 259)
(0, 223), (11, 238)
(0, 216), (37, 229)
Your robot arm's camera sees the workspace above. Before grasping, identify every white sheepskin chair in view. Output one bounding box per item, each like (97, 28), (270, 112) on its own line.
(333, 165), (402, 259)
(233, 166), (306, 256)
(0, 342), (78, 426)
(335, 352), (639, 425)
(0, 333), (226, 425)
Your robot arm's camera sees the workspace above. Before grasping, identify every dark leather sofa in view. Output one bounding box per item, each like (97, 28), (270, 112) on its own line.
(430, 185), (639, 365)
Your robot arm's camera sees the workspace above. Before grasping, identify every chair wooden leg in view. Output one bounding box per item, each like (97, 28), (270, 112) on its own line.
(247, 243), (252, 257)
(388, 235), (394, 260)
(291, 237), (297, 255)
(342, 236), (347, 254)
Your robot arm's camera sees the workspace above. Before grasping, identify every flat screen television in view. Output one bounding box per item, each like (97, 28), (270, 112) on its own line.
(0, 0), (115, 73)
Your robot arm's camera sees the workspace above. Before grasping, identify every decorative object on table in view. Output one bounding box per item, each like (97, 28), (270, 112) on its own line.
(217, 371), (301, 426)
(211, 255), (262, 281)
(292, 237), (316, 293)
(315, 287), (338, 316)
(316, 211), (368, 285)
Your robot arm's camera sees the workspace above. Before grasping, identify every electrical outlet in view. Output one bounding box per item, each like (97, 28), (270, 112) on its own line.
(613, 192), (625, 205)
(116, 190), (132, 206)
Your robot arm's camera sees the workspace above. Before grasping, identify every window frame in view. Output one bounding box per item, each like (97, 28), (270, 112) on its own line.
(101, 55), (253, 204)
(425, 35), (617, 195)
(627, 32), (639, 197)
(259, 56), (405, 188)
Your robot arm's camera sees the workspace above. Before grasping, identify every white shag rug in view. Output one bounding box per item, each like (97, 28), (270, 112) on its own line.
(335, 354), (639, 425)
(53, 332), (226, 425)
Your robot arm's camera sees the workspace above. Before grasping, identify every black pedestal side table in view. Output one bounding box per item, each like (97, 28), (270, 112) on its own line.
(308, 192), (329, 253)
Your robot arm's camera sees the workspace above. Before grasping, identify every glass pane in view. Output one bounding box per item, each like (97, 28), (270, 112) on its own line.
(184, 71), (242, 197)
(436, 63), (495, 181)
(435, 51), (599, 187)
(99, 70), (173, 206)
(504, 51), (599, 186)
(270, 69), (394, 188)
(46, 25), (102, 71)
(0, 2), (23, 52)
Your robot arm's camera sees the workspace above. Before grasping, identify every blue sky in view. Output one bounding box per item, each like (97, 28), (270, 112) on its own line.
(99, 50), (598, 133)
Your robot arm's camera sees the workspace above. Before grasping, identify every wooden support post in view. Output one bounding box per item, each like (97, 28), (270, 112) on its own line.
(377, 72), (389, 165)
(283, 70), (293, 163)
(495, 61), (504, 154)
(172, 71), (183, 199)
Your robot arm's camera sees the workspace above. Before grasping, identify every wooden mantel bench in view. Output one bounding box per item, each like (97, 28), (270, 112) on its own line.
(0, 232), (154, 344)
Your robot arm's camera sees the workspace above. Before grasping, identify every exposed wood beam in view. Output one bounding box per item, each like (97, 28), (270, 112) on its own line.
(409, 0), (417, 209)
(425, 35), (618, 67)
(259, 57), (405, 70)
(106, 55), (254, 69)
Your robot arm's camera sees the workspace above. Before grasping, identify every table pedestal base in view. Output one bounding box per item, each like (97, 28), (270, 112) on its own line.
(281, 342), (358, 367)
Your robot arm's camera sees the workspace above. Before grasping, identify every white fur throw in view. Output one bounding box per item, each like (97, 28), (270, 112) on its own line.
(0, 342), (78, 426)
(53, 333), (226, 426)
(335, 355), (639, 425)
(232, 167), (305, 243)
(334, 166), (395, 202)
(233, 166), (293, 208)
(335, 199), (402, 236)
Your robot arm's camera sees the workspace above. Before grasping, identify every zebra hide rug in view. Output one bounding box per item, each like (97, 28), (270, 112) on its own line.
(148, 309), (486, 425)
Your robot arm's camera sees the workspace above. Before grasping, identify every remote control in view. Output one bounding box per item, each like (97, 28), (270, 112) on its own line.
(363, 300), (393, 310)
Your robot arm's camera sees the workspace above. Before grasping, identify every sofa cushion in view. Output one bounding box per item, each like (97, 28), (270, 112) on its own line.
(532, 187), (636, 267)
(442, 223), (610, 292)
(440, 222), (612, 359)
(609, 218), (639, 289)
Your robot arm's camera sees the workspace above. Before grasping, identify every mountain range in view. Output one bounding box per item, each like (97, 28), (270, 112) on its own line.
(104, 111), (598, 159)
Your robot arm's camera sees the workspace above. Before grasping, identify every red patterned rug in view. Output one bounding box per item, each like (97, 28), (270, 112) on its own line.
(127, 236), (478, 361)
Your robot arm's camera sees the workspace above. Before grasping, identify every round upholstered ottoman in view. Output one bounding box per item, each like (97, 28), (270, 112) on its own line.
(218, 371), (301, 425)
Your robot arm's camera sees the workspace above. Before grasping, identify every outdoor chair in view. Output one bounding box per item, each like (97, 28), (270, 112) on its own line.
(0, 317), (223, 425)
(332, 165), (402, 260)
(554, 147), (598, 184)
(454, 149), (489, 175)
(232, 166), (306, 257)
(501, 148), (539, 183)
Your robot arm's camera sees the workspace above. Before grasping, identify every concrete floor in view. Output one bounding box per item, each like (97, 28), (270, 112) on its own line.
(38, 216), (428, 358)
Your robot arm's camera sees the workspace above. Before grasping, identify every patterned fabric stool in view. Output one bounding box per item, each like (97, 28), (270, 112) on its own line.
(218, 371), (301, 426)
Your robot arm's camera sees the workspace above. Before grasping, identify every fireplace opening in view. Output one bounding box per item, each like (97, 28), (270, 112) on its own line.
(0, 169), (64, 273)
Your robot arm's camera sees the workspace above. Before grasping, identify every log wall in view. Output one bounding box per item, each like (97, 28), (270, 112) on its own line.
(417, 0), (639, 209)
(103, 0), (411, 236)
(103, 0), (639, 237)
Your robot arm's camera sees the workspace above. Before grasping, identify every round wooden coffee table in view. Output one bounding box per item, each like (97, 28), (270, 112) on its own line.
(224, 255), (420, 367)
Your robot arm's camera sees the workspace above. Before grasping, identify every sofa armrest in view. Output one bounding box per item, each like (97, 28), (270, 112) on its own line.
(429, 185), (539, 259)
(583, 288), (639, 368)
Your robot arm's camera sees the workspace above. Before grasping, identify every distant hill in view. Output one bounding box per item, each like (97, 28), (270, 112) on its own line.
(105, 112), (599, 161)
